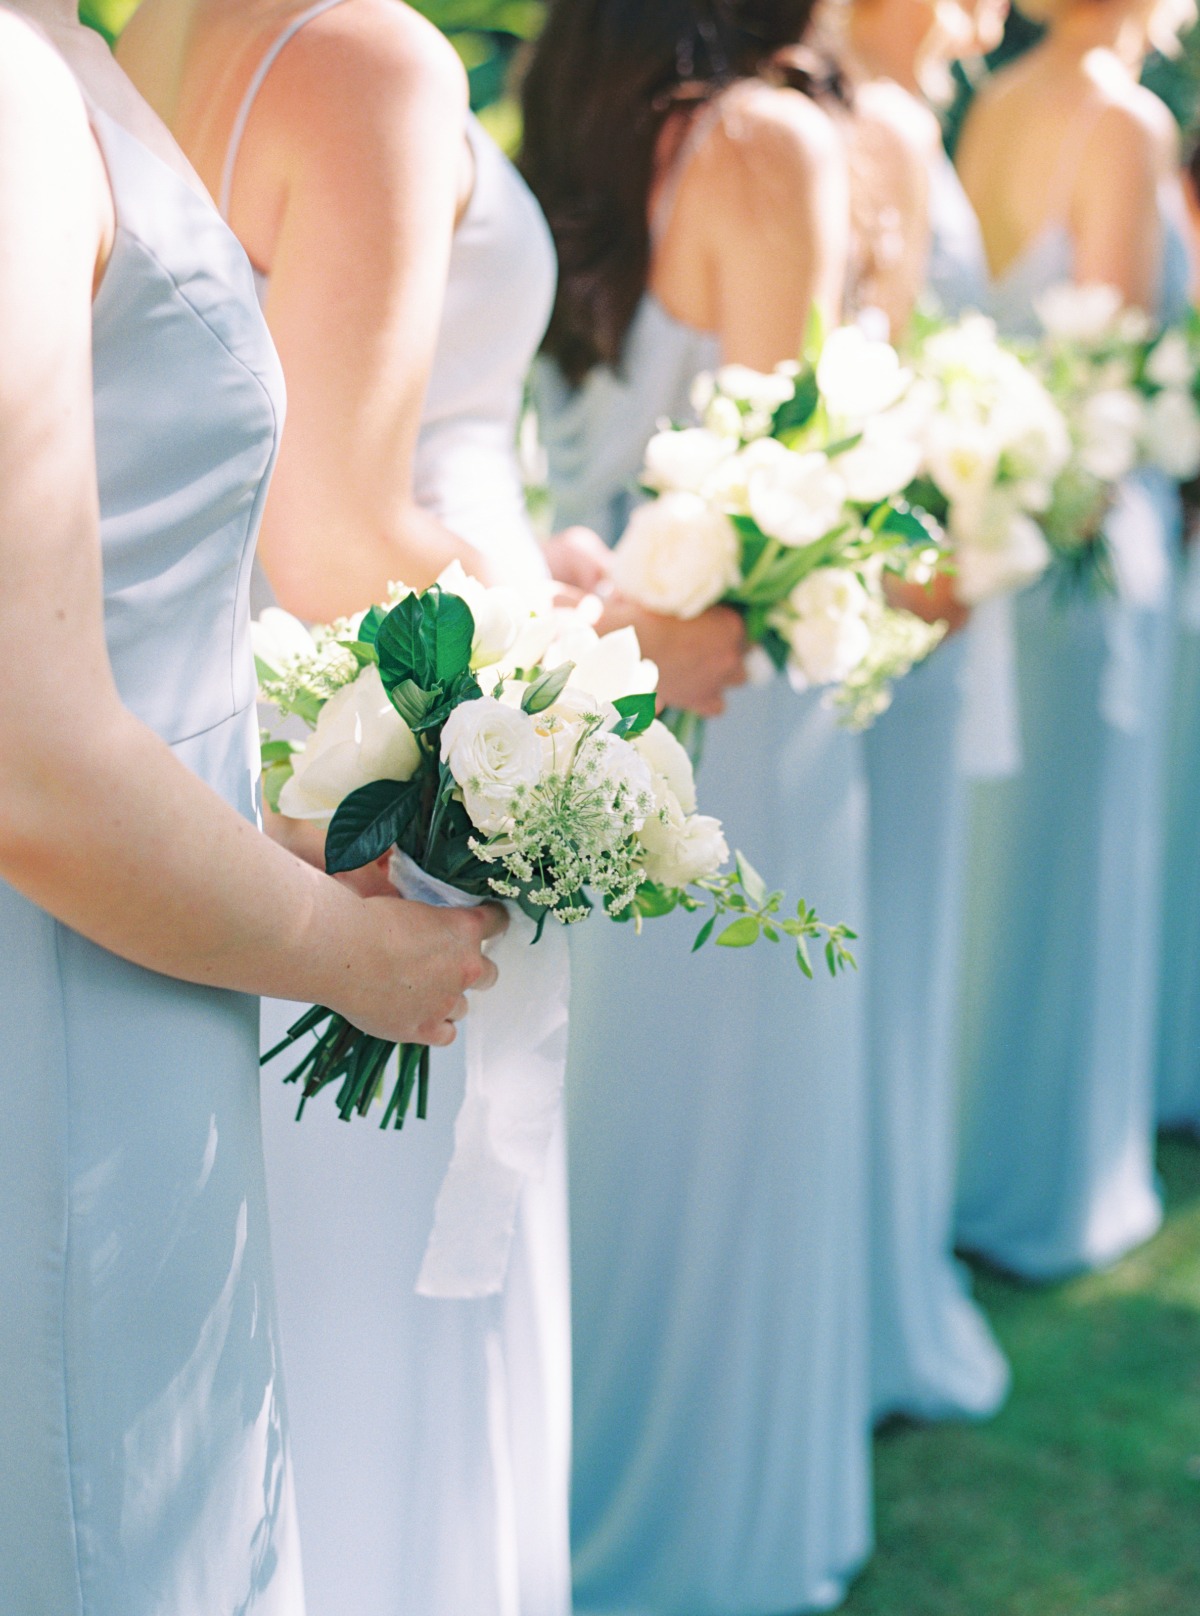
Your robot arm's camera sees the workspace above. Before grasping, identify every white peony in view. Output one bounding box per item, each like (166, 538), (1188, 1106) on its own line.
(713, 363), (796, 414)
(633, 719), (698, 814)
(440, 696), (544, 835)
(252, 607), (319, 676)
(278, 665), (421, 824)
(611, 492), (742, 619)
(1034, 282), (1124, 344)
(643, 427), (738, 494)
(817, 327), (911, 422)
(1143, 387), (1200, 480)
(436, 560), (527, 670)
(1145, 329), (1194, 389)
(834, 414), (925, 504)
(952, 501), (1052, 606)
(1079, 388), (1145, 482)
(780, 567), (872, 685)
(748, 450), (848, 546)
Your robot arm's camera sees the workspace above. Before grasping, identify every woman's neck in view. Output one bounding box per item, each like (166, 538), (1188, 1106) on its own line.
(1045, 6), (1149, 75)
(846, 6), (924, 96)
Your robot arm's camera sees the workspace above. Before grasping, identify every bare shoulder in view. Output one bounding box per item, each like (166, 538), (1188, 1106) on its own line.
(1081, 85), (1169, 184)
(853, 78), (940, 166)
(700, 78), (842, 198)
(0, 13), (93, 158)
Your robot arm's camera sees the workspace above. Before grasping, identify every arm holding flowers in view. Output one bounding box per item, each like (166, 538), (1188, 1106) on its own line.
(0, 33), (500, 1053)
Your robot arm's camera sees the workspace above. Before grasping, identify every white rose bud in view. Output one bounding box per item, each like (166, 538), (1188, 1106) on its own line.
(643, 427), (738, 494)
(278, 665), (422, 825)
(611, 492), (742, 619)
(748, 450), (848, 546)
(440, 696), (544, 835)
(816, 327), (910, 422)
(1143, 388), (1200, 480)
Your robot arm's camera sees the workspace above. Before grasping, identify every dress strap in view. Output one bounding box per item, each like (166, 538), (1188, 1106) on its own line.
(650, 98), (726, 246)
(218, 0), (350, 219)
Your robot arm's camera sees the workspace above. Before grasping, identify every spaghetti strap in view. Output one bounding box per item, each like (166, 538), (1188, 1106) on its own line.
(650, 97), (725, 245)
(218, 0), (350, 219)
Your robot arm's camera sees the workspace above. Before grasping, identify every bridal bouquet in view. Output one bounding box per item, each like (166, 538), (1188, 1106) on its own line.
(900, 312), (1070, 605)
(610, 326), (948, 735)
(255, 567), (855, 1133)
(1026, 283), (1200, 593)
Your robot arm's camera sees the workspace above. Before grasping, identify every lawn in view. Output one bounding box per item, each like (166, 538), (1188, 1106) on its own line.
(844, 1136), (1200, 1616)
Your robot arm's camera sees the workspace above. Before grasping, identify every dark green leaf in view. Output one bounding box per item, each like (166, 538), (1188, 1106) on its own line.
(691, 914), (717, 952)
(325, 778), (422, 873)
(772, 368), (820, 436)
(376, 587), (476, 693)
(612, 691), (657, 738)
(356, 605), (388, 647)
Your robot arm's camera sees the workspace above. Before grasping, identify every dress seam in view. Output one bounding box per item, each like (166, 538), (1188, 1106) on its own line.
(51, 919), (87, 1616)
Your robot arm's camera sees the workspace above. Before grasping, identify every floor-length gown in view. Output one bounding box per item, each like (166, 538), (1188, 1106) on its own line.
(954, 148), (1191, 1279)
(0, 92), (301, 1615)
(862, 152), (1010, 1422)
(534, 112), (872, 1616)
(1156, 537), (1200, 1131)
(223, 9), (572, 1612)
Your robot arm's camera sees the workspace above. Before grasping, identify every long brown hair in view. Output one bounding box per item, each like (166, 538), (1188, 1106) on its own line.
(520, 0), (838, 385)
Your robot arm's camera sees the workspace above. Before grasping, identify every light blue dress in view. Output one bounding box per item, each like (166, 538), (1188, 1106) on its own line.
(954, 172), (1191, 1279)
(0, 96), (299, 1614)
(861, 152), (1010, 1422)
(222, 8), (573, 1611)
(534, 136), (872, 1615)
(1156, 539), (1200, 1132)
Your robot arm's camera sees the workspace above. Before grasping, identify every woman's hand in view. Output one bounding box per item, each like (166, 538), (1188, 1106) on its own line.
(544, 525), (613, 592)
(884, 571), (971, 637)
(599, 596), (748, 716)
(323, 895), (506, 1047)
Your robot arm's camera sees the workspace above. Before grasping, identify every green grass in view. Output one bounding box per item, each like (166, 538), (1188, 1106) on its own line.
(843, 1136), (1200, 1616)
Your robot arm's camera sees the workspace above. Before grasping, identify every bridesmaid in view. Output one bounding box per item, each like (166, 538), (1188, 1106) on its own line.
(0, 4), (498, 1610)
(1156, 131), (1200, 1135)
(119, 3), (746, 1613)
(841, 0), (1012, 1420)
(953, 0), (1192, 1278)
(524, 6), (878, 1611)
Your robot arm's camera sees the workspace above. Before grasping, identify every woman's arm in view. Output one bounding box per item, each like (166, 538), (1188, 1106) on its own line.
(1071, 100), (1166, 311)
(0, 25), (500, 1048)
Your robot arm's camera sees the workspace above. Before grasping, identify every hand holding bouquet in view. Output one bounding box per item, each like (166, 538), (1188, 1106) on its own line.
(610, 324), (949, 737)
(255, 567), (856, 1134)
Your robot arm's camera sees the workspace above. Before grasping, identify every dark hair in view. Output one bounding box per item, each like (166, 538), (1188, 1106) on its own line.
(520, 0), (837, 384)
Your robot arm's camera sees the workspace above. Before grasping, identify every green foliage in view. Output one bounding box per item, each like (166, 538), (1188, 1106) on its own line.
(844, 1136), (1200, 1615)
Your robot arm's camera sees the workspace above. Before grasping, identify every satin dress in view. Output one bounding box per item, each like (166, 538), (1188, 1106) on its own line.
(534, 113), (873, 1616)
(0, 96), (300, 1614)
(862, 152), (1010, 1423)
(955, 186), (1191, 1278)
(221, 7), (572, 1610)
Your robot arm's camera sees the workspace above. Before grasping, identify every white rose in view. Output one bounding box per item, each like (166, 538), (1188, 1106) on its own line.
(638, 798), (729, 887)
(925, 412), (1003, 505)
(714, 363), (796, 413)
(780, 568), (872, 685)
(252, 607), (319, 676)
(1143, 387), (1200, 480)
(278, 664), (421, 824)
(568, 625), (659, 704)
(817, 327), (910, 421)
(690, 371), (716, 415)
(643, 427), (738, 494)
(701, 437), (792, 513)
(1080, 388), (1145, 482)
(748, 450), (848, 546)
(527, 685), (620, 775)
(440, 696), (544, 835)
(993, 384), (1072, 485)
(611, 492), (742, 619)
(633, 718), (698, 814)
(953, 504), (1051, 606)
(834, 414), (925, 503)
(436, 560), (528, 670)
(1034, 282), (1124, 344)
(1145, 329), (1194, 389)
(704, 393), (745, 439)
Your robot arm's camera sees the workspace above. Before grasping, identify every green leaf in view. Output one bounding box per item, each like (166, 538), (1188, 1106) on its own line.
(376, 587), (476, 693)
(341, 639), (380, 668)
(796, 938), (814, 978)
(691, 914), (717, 952)
(716, 915), (761, 948)
(522, 662), (574, 715)
(772, 367), (820, 436)
(612, 691), (657, 738)
(825, 431), (864, 460)
(325, 779), (422, 874)
(633, 882), (680, 918)
(735, 851), (767, 908)
(877, 503), (943, 546)
(387, 680), (440, 730)
(260, 738), (299, 767)
(356, 604), (388, 647)
(262, 762), (293, 815)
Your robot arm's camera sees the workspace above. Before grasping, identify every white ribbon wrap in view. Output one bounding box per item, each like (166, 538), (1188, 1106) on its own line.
(956, 594), (1023, 781)
(388, 850), (571, 1300)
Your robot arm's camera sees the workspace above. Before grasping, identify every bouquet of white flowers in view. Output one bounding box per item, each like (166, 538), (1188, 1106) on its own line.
(610, 325), (948, 739)
(900, 312), (1070, 607)
(1025, 283), (1200, 595)
(255, 566), (855, 1135)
